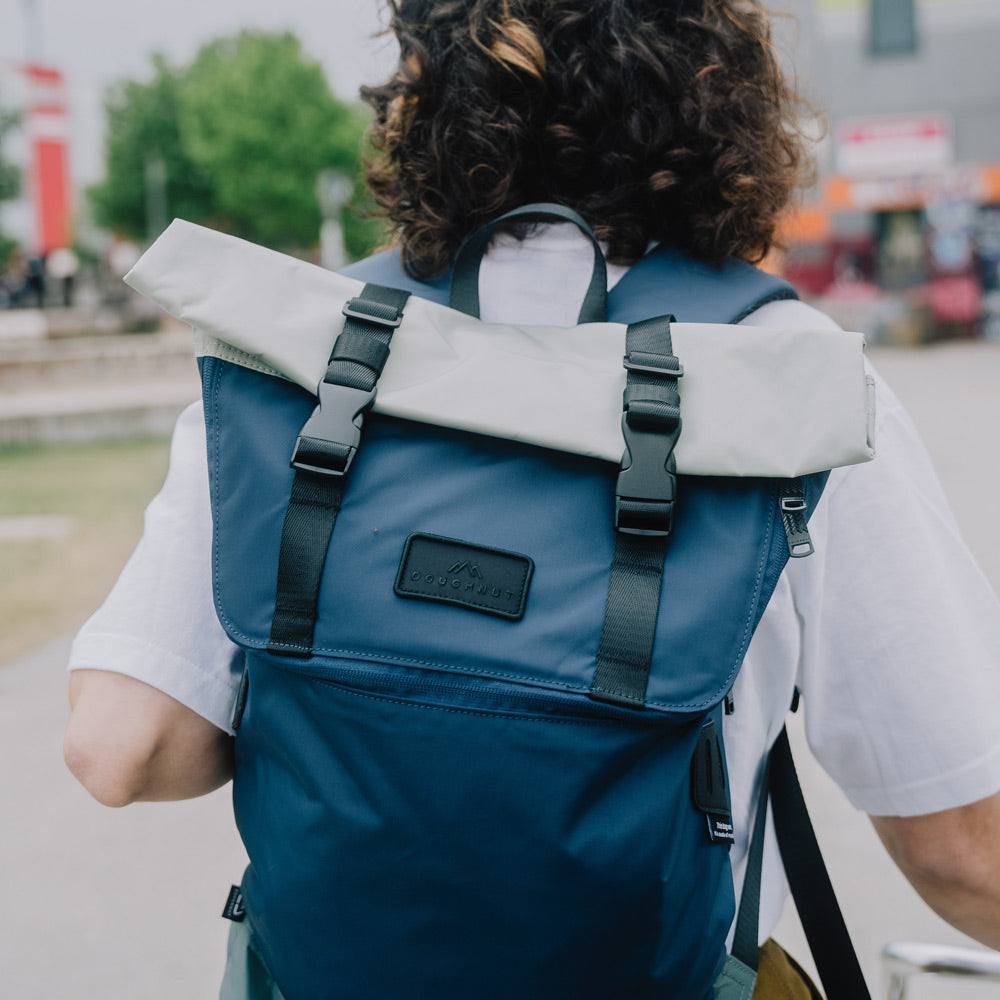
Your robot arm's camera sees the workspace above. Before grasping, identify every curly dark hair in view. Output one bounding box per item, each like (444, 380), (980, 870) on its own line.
(361, 0), (812, 279)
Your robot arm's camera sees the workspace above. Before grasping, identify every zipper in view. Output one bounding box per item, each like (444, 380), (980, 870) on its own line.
(779, 478), (814, 559)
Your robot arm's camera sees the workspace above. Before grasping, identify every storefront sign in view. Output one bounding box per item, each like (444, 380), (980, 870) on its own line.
(828, 165), (985, 212)
(836, 115), (954, 176)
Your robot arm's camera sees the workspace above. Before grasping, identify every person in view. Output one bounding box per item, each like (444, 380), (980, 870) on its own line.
(0, 247), (29, 307)
(25, 253), (47, 308)
(46, 246), (80, 308)
(65, 1), (1000, 997)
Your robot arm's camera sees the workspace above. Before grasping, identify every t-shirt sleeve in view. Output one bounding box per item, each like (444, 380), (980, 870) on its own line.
(792, 372), (1000, 816)
(67, 401), (243, 734)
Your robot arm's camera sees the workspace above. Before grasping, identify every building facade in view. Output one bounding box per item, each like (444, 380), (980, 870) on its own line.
(0, 61), (72, 259)
(777, 0), (1000, 340)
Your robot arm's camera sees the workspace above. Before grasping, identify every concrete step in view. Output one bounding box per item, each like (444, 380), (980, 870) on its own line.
(0, 306), (134, 343)
(0, 317), (201, 444)
(0, 377), (200, 446)
(0, 327), (194, 390)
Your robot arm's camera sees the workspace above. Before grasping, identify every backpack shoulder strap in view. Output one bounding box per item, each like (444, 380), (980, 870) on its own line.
(341, 249), (451, 305)
(607, 243), (798, 325)
(343, 242), (797, 327)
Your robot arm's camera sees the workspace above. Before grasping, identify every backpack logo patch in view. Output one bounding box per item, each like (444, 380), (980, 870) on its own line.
(395, 533), (533, 620)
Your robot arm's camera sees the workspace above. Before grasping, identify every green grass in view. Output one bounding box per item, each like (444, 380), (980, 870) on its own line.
(0, 438), (170, 665)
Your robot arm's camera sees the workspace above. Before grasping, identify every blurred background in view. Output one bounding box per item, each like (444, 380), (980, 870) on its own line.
(0, 1), (998, 997)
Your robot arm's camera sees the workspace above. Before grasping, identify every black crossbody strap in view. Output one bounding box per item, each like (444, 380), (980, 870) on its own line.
(589, 315), (682, 707)
(730, 756), (771, 971)
(769, 726), (872, 999)
(267, 284), (411, 657)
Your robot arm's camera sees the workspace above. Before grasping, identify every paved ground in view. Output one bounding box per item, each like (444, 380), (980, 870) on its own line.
(1, 342), (998, 999)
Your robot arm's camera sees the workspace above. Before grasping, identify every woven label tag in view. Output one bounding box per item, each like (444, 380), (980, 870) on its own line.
(222, 885), (246, 922)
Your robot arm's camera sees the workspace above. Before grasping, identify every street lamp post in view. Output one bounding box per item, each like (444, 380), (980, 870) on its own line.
(21, 0), (45, 63)
(144, 154), (169, 243)
(316, 170), (353, 271)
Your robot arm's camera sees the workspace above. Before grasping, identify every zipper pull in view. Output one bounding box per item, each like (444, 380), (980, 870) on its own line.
(231, 660), (250, 731)
(780, 480), (814, 558)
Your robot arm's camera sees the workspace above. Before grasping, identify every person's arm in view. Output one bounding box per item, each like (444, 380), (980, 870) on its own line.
(64, 402), (243, 806)
(65, 669), (233, 806)
(781, 349), (1000, 947)
(872, 794), (1000, 950)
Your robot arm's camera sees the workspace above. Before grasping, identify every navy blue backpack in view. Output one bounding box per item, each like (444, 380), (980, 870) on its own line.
(195, 205), (870, 999)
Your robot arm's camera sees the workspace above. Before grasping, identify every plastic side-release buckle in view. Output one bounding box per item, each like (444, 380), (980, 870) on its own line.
(614, 415), (681, 537)
(290, 381), (377, 476)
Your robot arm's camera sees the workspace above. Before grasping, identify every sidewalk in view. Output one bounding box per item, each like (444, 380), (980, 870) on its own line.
(0, 638), (243, 1000)
(1, 342), (998, 999)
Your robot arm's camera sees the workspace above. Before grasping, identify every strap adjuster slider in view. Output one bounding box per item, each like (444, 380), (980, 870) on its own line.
(342, 297), (404, 329)
(614, 496), (675, 537)
(623, 352), (684, 378)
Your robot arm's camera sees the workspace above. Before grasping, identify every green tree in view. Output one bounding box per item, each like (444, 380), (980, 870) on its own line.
(179, 30), (362, 249)
(89, 54), (215, 242)
(0, 109), (17, 203)
(0, 106), (21, 267)
(89, 31), (380, 256)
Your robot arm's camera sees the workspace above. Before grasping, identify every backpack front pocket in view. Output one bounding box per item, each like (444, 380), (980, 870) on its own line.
(233, 652), (733, 1000)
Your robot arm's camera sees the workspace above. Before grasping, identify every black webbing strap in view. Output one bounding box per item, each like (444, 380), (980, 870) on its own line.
(589, 316), (682, 707)
(730, 756), (771, 972)
(267, 283), (411, 657)
(769, 726), (872, 999)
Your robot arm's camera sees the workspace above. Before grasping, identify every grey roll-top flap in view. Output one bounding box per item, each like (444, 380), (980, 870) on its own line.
(126, 219), (875, 477)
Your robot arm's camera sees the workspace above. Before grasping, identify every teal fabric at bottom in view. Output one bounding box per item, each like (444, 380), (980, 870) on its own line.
(714, 955), (758, 1000)
(219, 921), (286, 1000)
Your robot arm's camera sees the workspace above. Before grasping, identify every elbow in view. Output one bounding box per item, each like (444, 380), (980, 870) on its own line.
(876, 795), (1000, 949)
(63, 717), (156, 808)
(895, 839), (986, 895)
(876, 807), (1000, 898)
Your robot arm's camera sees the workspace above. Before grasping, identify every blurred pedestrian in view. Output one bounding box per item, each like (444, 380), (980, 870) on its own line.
(25, 254), (46, 308)
(0, 246), (28, 307)
(46, 246), (80, 308)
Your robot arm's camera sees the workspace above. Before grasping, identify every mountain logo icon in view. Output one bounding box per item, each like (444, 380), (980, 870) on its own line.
(447, 560), (483, 579)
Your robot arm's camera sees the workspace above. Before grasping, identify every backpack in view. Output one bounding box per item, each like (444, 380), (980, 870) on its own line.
(128, 204), (876, 1000)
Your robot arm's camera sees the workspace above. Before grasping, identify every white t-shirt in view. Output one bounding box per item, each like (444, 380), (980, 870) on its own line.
(69, 224), (1000, 944)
